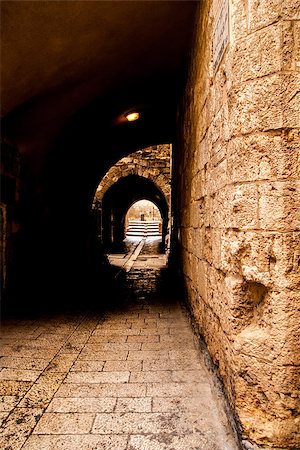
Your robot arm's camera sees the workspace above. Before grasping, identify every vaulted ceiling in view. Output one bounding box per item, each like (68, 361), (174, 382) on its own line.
(1, 1), (197, 171)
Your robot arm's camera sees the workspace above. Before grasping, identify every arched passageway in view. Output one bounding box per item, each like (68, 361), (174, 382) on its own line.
(92, 143), (171, 253)
(1, 2), (299, 449)
(98, 175), (169, 252)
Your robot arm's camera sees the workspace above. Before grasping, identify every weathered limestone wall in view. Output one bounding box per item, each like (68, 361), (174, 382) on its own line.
(176, 0), (300, 448)
(94, 144), (171, 206)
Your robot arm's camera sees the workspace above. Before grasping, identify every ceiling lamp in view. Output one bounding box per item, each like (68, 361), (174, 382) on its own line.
(125, 111), (140, 122)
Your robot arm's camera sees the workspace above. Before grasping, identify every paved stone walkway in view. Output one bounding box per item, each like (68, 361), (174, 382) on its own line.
(0, 239), (238, 449)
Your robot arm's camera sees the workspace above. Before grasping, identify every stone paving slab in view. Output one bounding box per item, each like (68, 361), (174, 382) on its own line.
(65, 370), (130, 384)
(46, 353), (79, 373)
(32, 412), (95, 434)
(0, 411), (10, 426)
(92, 411), (200, 434)
(0, 356), (52, 371)
(55, 382), (147, 398)
(0, 395), (20, 412)
(0, 368), (42, 382)
(22, 434), (129, 450)
(128, 433), (221, 450)
(115, 396), (152, 413)
(0, 241), (238, 450)
(0, 406), (44, 450)
(103, 360), (143, 372)
(18, 372), (67, 408)
(47, 397), (117, 413)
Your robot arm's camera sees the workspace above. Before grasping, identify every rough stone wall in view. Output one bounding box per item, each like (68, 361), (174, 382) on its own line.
(94, 144), (171, 206)
(176, 0), (300, 448)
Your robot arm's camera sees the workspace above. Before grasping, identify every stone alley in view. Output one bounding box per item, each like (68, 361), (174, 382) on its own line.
(0, 238), (238, 450)
(1, 2), (299, 448)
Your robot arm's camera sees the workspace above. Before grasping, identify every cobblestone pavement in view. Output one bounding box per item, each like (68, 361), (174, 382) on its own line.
(0, 239), (238, 449)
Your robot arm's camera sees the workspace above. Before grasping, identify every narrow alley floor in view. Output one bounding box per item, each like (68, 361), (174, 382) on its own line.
(0, 238), (238, 450)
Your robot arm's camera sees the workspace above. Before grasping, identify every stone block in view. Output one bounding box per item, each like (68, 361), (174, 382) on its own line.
(227, 183), (259, 230)
(295, 21), (300, 69)
(152, 395), (209, 413)
(282, 0), (300, 20)
(211, 228), (222, 269)
(203, 227), (212, 264)
(211, 104), (230, 145)
(210, 188), (228, 229)
(229, 74), (283, 135)
(232, 22), (282, 84)
(206, 266), (228, 319)
(207, 158), (227, 196)
(227, 132), (299, 182)
(189, 200), (205, 229)
(282, 21), (297, 71)
(210, 139), (227, 168)
(272, 232), (300, 290)
(198, 131), (212, 171)
(258, 180), (300, 231)
(220, 229), (300, 291)
(191, 171), (205, 201)
(230, 0), (248, 39)
(226, 276), (269, 329)
(213, 66), (227, 117)
(248, 0), (281, 33)
(266, 290), (300, 365)
(282, 73), (300, 128)
(190, 226), (205, 260)
(193, 256), (208, 301)
(233, 322), (300, 446)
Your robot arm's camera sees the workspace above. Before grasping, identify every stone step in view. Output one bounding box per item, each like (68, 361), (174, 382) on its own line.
(127, 227), (160, 230)
(127, 231), (161, 236)
(126, 220), (161, 237)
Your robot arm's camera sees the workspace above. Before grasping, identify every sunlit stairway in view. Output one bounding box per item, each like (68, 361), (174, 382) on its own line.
(126, 220), (161, 237)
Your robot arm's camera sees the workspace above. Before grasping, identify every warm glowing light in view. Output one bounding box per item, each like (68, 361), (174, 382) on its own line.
(125, 112), (139, 122)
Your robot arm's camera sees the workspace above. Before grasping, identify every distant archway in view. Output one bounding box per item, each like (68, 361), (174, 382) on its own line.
(97, 175), (168, 252)
(92, 145), (171, 252)
(125, 200), (162, 238)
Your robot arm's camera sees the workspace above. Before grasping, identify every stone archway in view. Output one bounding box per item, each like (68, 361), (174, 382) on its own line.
(94, 144), (171, 207)
(98, 174), (169, 252)
(93, 144), (171, 251)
